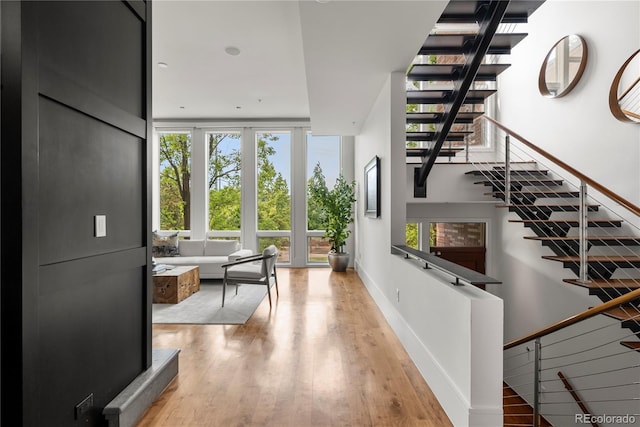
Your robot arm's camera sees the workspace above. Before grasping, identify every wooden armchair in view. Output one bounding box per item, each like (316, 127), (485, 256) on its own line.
(221, 245), (279, 308)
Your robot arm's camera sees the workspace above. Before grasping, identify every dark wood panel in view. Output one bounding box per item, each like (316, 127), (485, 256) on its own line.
(38, 267), (145, 426)
(39, 67), (146, 138)
(36, 1), (144, 117)
(38, 97), (143, 265)
(39, 247), (146, 296)
(0, 1), (151, 425)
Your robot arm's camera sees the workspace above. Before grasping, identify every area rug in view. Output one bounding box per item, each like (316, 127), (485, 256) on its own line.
(152, 280), (269, 325)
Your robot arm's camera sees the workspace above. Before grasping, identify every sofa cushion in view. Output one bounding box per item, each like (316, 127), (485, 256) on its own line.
(204, 239), (240, 256)
(179, 239), (205, 257)
(152, 231), (179, 257)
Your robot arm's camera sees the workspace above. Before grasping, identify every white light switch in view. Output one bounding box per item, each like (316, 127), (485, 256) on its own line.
(95, 215), (107, 237)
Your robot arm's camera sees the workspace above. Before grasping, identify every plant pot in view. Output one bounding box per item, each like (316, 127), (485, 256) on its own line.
(328, 252), (349, 272)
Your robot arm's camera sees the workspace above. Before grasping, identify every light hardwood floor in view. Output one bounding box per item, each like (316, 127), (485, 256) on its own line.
(137, 268), (453, 427)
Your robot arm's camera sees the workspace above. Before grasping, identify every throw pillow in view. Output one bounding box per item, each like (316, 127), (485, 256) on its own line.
(152, 231), (179, 257)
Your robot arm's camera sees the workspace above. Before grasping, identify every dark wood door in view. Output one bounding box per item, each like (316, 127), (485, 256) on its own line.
(430, 246), (486, 274)
(2, 1), (152, 425)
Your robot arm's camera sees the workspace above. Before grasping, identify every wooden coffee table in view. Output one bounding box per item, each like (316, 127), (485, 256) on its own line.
(152, 265), (200, 304)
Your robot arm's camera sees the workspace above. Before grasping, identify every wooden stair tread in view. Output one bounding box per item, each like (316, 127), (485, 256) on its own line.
(474, 179), (563, 186)
(544, 255), (640, 262)
(466, 169), (548, 176)
(407, 88), (496, 104)
(602, 306), (640, 322)
(527, 236), (640, 242)
(407, 131), (470, 142)
(497, 204), (600, 212)
(563, 278), (640, 289)
(486, 190), (579, 197)
(406, 63), (509, 81)
(621, 341), (640, 351)
(419, 33), (528, 56)
(503, 383), (553, 427)
(438, 0), (545, 24)
(406, 111), (482, 124)
(510, 219), (622, 225)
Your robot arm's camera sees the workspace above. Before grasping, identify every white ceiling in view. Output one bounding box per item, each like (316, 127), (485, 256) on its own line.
(152, 0), (447, 135)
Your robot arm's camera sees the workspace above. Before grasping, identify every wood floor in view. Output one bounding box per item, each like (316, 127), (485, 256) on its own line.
(136, 268), (453, 427)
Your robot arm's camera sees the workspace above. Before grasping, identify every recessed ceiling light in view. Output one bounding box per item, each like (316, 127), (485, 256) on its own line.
(224, 46), (241, 56)
(157, 62), (168, 68)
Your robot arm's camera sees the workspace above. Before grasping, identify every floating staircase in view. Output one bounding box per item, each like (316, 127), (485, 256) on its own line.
(467, 163), (640, 353)
(406, 0), (545, 188)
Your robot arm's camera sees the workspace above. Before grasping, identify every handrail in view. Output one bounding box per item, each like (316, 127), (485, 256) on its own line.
(483, 115), (640, 217)
(557, 371), (599, 427)
(504, 287), (640, 349)
(392, 244), (502, 287)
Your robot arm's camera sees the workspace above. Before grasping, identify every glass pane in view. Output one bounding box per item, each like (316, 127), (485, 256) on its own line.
(430, 222), (485, 247)
(158, 132), (191, 230)
(308, 237), (331, 263)
(207, 132), (241, 231)
(306, 133), (340, 231)
(406, 223), (419, 249)
(258, 237), (290, 263)
(257, 132), (291, 231)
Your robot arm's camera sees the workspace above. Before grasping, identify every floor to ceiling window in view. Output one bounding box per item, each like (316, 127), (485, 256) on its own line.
(207, 131), (241, 240)
(156, 130), (192, 232)
(153, 124), (350, 267)
(306, 133), (341, 263)
(256, 131), (292, 262)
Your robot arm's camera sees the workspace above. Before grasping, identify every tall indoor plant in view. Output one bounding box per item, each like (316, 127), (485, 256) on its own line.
(307, 163), (356, 272)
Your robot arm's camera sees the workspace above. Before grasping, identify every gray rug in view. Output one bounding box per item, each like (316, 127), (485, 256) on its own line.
(152, 280), (269, 324)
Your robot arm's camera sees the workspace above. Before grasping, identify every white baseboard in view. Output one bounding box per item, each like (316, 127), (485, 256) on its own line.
(355, 261), (501, 427)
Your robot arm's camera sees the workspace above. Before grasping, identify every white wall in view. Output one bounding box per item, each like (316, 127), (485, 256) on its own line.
(488, 3), (640, 423)
(355, 73), (504, 427)
(498, 0), (640, 206)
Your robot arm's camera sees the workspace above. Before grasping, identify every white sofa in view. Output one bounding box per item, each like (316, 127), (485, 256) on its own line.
(154, 239), (253, 279)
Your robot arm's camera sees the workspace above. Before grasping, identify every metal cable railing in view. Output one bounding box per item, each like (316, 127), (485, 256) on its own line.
(470, 117), (640, 426)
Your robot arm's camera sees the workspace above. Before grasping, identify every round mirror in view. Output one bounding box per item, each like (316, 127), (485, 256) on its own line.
(609, 49), (640, 123)
(538, 34), (588, 98)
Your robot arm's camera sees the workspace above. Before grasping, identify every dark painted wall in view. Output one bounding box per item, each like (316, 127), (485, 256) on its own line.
(1, 1), (152, 426)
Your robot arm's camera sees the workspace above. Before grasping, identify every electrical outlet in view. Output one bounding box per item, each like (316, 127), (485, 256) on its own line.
(75, 393), (93, 420)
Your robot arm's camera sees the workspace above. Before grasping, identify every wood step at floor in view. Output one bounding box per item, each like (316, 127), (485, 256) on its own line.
(621, 341), (640, 351)
(503, 383), (553, 427)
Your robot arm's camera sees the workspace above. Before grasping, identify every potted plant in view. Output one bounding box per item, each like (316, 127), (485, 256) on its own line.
(307, 163), (356, 272)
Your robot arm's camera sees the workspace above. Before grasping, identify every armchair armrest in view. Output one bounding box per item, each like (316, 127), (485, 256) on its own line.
(228, 248), (254, 262)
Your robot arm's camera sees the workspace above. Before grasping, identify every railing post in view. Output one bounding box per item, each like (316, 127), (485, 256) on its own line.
(533, 338), (541, 427)
(579, 181), (589, 282)
(504, 135), (511, 206)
